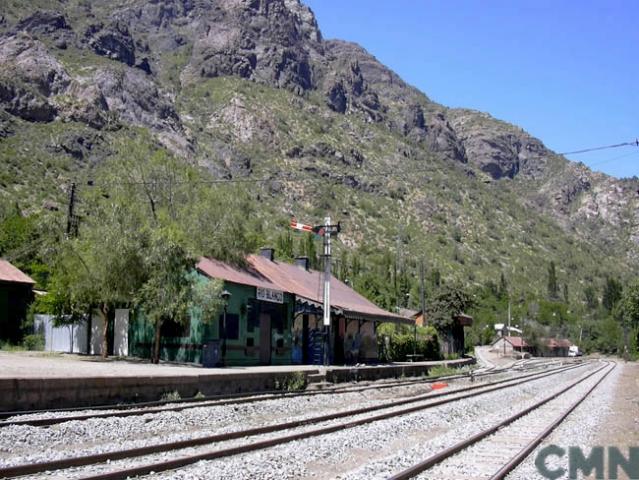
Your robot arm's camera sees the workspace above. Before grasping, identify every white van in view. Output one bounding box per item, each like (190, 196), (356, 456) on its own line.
(568, 345), (582, 357)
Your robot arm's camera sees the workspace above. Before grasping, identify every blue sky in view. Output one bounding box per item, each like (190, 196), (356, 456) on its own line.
(304, 0), (639, 178)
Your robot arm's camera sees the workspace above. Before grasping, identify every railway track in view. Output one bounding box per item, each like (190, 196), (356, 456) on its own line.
(0, 358), (573, 428)
(387, 361), (614, 480)
(0, 361), (592, 479)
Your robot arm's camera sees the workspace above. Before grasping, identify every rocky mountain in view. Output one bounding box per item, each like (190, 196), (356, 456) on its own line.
(0, 0), (637, 295)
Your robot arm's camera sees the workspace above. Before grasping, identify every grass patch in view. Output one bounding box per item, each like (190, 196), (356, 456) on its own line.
(428, 365), (460, 378)
(160, 390), (181, 402)
(274, 371), (307, 391)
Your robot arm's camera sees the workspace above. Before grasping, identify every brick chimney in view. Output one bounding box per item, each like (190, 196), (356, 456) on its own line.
(294, 256), (309, 271)
(259, 247), (275, 261)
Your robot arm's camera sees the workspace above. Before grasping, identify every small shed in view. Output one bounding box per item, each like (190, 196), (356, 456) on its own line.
(542, 338), (573, 357)
(412, 310), (472, 356)
(0, 259), (35, 343)
(491, 335), (531, 356)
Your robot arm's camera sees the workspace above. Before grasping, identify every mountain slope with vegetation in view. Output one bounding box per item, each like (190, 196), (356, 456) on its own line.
(0, 0), (637, 356)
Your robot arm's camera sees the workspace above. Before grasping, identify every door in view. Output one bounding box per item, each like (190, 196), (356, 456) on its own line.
(259, 313), (271, 365)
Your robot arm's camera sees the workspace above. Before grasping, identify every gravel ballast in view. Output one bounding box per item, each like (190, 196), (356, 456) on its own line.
(0, 361), (596, 479)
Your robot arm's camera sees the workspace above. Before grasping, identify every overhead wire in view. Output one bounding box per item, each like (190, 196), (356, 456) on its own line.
(559, 139), (638, 156)
(46, 135), (639, 229)
(586, 149), (639, 168)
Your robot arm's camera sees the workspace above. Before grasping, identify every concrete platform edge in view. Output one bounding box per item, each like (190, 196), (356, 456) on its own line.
(0, 357), (474, 412)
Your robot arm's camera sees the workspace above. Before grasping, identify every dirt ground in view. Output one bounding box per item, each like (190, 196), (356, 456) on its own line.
(0, 351), (320, 378)
(591, 361), (639, 480)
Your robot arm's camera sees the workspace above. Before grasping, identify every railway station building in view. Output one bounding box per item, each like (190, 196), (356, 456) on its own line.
(128, 248), (411, 366)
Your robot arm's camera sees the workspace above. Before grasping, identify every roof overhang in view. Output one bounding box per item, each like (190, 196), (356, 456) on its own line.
(343, 309), (413, 325)
(295, 297), (412, 325)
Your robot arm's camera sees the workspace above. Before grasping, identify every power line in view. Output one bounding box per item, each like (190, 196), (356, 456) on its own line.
(588, 150), (639, 168)
(53, 137), (639, 198)
(559, 139), (638, 156)
(74, 164), (442, 189)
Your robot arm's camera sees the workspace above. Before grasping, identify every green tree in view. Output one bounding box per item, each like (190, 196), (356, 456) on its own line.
(430, 268), (441, 289)
(426, 283), (475, 331)
(547, 261), (559, 300)
(583, 285), (598, 310)
(620, 281), (639, 327)
(620, 280), (639, 356)
(338, 249), (349, 281)
(110, 134), (256, 266)
(300, 232), (319, 270)
(0, 206), (36, 258)
(52, 199), (146, 357)
(136, 227), (223, 364)
(602, 276), (623, 312)
(45, 133), (253, 360)
(498, 271), (508, 300)
(276, 231), (294, 260)
(351, 252), (361, 277)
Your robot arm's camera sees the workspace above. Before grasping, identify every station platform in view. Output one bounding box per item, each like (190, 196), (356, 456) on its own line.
(0, 352), (474, 412)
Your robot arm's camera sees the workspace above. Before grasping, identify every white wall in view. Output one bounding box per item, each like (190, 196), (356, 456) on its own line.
(491, 337), (514, 355)
(114, 309), (129, 357)
(90, 312), (105, 355)
(34, 314), (89, 354)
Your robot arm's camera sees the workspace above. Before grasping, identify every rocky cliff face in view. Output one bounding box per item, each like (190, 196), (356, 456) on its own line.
(0, 0), (637, 284)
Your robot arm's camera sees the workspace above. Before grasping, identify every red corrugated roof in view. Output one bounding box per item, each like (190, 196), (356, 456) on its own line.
(546, 338), (573, 348)
(196, 257), (279, 290)
(196, 255), (411, 324)
(503, 336), (529, 348)
(248, 255), (410, 324)
(0, 259), (35, 284)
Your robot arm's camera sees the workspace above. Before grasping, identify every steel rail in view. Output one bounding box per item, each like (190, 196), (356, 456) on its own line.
(387, 361), (614, 480)
(488, 362), (614, 480)
(0, 364), (489, 421)
(1, 356), (570, 421)
(0, 362), (589, 479)
(0, 359), (570, 428)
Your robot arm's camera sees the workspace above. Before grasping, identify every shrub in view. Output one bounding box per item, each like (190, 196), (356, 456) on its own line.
(378, 326), (441, 362)
(428, 365), (459, 377)
(275, 371), (307, 391)
(22, 334), (44, 351)
(160, 390), (181, 402)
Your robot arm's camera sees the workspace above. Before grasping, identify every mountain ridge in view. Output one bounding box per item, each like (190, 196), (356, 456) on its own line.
(0, 0), (637, 301)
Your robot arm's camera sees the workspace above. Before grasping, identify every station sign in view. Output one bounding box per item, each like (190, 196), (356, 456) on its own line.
(256, 287), (284, 304)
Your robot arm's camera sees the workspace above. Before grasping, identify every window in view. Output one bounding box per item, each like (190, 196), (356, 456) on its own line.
(247, 299), (259, 332)
(161, 318), (190, 338)
(219, 313), (240, 340)
(271, 303), (287, 334)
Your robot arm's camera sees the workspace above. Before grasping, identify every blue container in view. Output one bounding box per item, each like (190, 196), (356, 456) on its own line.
(202, 340), (221, 368)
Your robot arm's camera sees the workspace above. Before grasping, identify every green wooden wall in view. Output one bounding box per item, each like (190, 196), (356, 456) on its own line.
(128, 278), (294, 366)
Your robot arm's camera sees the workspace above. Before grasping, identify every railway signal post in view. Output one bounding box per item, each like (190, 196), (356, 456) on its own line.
(291, 216), (341, 365)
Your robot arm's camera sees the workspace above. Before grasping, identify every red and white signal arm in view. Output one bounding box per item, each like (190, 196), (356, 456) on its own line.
(290, 218), (314, 233)
(290, 217), (329, 236)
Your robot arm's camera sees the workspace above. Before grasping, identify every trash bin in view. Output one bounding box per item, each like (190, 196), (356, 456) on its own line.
(202, 340), (221, 368)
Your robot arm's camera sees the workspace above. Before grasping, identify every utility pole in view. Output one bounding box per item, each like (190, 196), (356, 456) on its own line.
(291, 216), (340, 366)
(417, 259), (425, 357)
(520, 295), (526, 358)
(66, 182), (77, 238)
(504, 298), (511, 356)
(322, 216), (332, 366)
